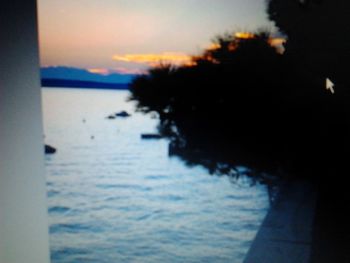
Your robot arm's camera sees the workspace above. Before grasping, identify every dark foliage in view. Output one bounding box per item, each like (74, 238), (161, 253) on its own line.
(267, 0), (350, 183)
(129, 28), (347, 181)
(267, 0), (350, 86)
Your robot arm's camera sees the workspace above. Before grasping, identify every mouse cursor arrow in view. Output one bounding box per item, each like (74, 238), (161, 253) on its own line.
(326, 78), (335, 94)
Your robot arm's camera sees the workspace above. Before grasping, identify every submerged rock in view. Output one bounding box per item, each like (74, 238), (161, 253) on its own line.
(45, 144), (56, 154)
(115, 111), (131, 117)
(106, 115), (116, 119)
(141, 133), (162, 139)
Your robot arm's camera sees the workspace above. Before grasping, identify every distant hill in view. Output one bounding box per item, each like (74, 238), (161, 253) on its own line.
(40, 66), (137, 89)
(41, 78), (129, 90)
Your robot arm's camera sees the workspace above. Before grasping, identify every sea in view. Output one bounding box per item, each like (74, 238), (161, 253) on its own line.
(42, 87), (269, 263)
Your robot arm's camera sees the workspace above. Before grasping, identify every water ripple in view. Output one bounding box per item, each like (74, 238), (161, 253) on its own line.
(95, 183), (152, 192)
(48, 206), (71, 214)
(43, 89), (269, 263)
(50, 223), (103, 234)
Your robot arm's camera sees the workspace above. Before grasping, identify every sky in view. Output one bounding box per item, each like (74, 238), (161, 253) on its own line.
(37, 0), (276, 75)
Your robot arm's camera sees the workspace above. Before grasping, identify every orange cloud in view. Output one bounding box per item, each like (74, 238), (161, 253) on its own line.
(269, 37), (285, 46)
(88, 68), (110, 75)
(112, 52), (192, 66)
(235, 32), (255, 39)
(269, 37), (286, 53)
(235, 33), (286, 49)
(207, 43), (221, 51)
(206, 34), (285, 52)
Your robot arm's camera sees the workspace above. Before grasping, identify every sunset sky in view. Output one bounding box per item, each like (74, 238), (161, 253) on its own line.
(37, 0), (276, 75)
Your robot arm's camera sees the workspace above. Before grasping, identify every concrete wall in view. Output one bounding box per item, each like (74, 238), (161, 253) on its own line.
(0, 0), (50, 262)
(244, 181), (317, 263)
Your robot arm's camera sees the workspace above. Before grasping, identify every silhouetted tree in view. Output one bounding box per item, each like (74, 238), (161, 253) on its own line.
(267, 0), (350, 183)
(130, 31), (330, 180)
(268, 3), (350, 259)
(267, 0), (350, 88)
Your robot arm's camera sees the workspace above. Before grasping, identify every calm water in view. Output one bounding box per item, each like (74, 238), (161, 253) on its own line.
(42, 88), (269, 263)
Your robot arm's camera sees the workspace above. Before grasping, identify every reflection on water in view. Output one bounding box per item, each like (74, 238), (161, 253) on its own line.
(42, 88), (269, 263)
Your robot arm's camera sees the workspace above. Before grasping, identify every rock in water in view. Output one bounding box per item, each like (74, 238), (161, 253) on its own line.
(115, 111), (131, 117)
(141, 133), (162, 139)
(45, 144), (56, 154)
(106, 115), (116, 119)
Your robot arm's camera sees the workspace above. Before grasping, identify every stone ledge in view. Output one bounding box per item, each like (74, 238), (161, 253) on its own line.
(244, 181), (317, 263)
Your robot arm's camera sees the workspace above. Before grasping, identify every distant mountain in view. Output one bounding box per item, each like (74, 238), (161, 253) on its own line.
(40, 66), (136, 88)
(41, 79), (129, 90)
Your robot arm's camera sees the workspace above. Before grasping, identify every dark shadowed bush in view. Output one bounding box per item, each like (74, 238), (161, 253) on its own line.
(129, 30), (344, 181)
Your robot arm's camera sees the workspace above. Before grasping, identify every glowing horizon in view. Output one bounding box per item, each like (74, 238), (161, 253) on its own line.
(112, 52), (193, 67)
(37, 0), (276, 75)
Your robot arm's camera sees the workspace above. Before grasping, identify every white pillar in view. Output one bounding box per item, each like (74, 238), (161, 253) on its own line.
(0, 0), (50, 262)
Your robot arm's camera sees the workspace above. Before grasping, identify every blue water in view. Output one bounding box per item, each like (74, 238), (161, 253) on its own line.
(42, 88), (269, 263)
